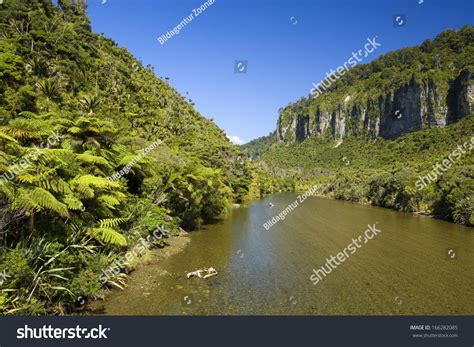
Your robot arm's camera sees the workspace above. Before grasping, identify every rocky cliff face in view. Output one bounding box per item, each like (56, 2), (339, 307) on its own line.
(277, 71), (473, 142)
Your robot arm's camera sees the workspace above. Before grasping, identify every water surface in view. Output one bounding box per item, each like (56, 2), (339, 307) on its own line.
(93, 193), (474, 315)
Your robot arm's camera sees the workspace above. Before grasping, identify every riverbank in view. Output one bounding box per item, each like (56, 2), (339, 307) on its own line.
(86, 202), (246, 314)
(86, 193), (474, 315)
(86, 229), (191, 314)
(290, 184), (473, 228)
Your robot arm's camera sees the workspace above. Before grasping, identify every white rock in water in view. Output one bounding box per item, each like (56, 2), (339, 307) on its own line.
(187, 267), (218, 279)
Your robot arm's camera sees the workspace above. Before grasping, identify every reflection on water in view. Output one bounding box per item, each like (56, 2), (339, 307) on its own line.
(92, 193), (474, 315)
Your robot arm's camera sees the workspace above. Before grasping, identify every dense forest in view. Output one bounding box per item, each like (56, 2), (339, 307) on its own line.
(275, 26), (473, 143)
(0, 0), (284, 314)
(0, 0), (472, 316)
(243, 27), (474, 227)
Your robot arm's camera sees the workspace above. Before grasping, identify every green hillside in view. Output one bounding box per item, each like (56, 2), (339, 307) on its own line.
(0, 0), (251, 314)
(245, 114), (474, 226)
(243, 27), (474, 228)
(275, 26), (474, 143)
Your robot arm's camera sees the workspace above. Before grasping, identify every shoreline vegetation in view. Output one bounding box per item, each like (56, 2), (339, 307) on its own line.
(86, 229), (191, 315)
(0, 0), (293, 316)
(243, 26), (473, 228)
(0, 0), (257, 315)
(245, 113), (474, 228)
(0, 1), (471, 317)
(85, 191), (471, 315)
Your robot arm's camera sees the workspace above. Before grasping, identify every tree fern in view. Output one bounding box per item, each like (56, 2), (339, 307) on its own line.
(97, 195), (121, 209)
(75, 153), (111, 168)
(98, 217), (128, 229)
(87, 227), (127, 246)
(73, 174), (120, 189)
(0, 131), (18, 144)
(37, 178), (70, 194)
(28, 187), (69, 217)
(62, 194), (84, 211)
(6, 118), (53, 141)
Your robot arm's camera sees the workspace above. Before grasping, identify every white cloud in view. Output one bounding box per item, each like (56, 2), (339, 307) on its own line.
(227, 135), (246, 145)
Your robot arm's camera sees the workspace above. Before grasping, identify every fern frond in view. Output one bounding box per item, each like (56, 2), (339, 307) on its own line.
(17, 167), (57, 184)
(74, 184), (94, 199)
(37, 178), (70, 194)
(88, 227), (127, 246)
(97, 195), (121, 209)
(111, 191), (126, 199)
(29, 187), (69, 217)
(36, 147), (71, 158)
(7, 118), (52, 140)
(75, 118), (92, 128)
(118, 154), (142, 168)
(75, 153), (111, 167)
(98, 217), (127, 229)
(0, 130), (18, 144)
(14, 187), (70, 217)
(53, 118), (75, 127)
(68, 126), (82, 134)
(74, 174), (120, 189)
(18, 111), (40, 119)
(63, 194), (84, 210)
(13, 188), (41, 213)
(0, 179), (15, 199)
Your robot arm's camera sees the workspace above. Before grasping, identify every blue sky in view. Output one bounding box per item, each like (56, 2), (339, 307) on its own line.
(83, 0), (473, 144)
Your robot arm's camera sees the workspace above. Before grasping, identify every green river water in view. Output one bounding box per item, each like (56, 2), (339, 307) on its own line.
(91, 193), (474, 315)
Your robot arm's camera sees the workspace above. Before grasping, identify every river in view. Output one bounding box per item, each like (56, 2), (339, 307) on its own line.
(90, 193), (474, 315)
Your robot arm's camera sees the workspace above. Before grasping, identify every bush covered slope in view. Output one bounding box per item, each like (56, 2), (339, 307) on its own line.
(0, 0), (251, 314)
(243, 27), (474, 227)
(276, 26), (473, 143)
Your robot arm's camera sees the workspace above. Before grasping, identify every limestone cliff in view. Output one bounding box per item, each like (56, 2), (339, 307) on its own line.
(276, 27), (474, 143)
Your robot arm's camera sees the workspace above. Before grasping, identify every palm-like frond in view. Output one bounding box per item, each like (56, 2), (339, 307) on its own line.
(71, 174), (120, 199)
(97, 195), (121, 209)
(75, 153), (111, 168)
(87, 227), (127, 246)
(98, 217), (127, 229)
(62, 194), (84, 211)
(36, 79), (60, 100)
(14, 187), (69, 217)
(0, 130), (19, 144)
(6, 118), (53, 141)
(79, 95), (101, 114)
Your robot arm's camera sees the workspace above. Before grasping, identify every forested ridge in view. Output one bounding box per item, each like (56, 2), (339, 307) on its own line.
(275, 26), (474, 142)
(1, 0), (472, 316)
(0, 0), (265, 314)
(243, 27), (474, 227)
